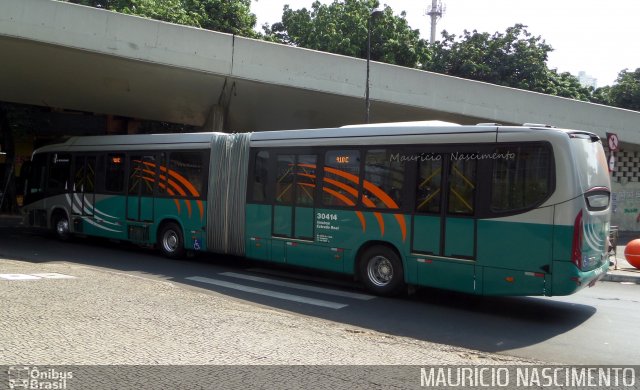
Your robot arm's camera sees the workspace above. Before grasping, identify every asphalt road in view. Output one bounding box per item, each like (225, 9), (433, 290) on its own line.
(1, 225), (638, 365)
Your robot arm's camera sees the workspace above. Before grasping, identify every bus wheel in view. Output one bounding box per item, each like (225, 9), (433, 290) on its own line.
(52, 212), (71, 241)
(158, 222), (186, 259)
(359, 245), (405, 296)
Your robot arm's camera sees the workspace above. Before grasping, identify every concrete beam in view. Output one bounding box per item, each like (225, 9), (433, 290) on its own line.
(0, 0), (639, 144)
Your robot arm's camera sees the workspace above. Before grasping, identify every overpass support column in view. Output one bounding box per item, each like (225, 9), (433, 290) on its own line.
(203, 79), (235, 132)
(203, 105), (225, 132)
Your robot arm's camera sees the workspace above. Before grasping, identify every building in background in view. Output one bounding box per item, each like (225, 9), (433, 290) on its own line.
(578, 71), (598, 88)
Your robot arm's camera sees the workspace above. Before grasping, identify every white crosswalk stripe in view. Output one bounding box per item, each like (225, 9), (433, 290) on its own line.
(0, 273), (75, 280)
(220, 272), (375, 300)
(186, 276), (348, 309)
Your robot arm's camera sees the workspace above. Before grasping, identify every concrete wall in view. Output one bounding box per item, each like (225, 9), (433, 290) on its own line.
(609, 143), (640, 232)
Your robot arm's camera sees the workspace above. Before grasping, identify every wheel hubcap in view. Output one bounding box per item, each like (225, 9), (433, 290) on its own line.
(367, 255), (393, 287)
(163, 231), (178, 253)
(56, 219), (69, 236)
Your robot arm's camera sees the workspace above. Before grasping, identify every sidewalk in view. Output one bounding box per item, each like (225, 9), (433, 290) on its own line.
(603, 245), (640, 284)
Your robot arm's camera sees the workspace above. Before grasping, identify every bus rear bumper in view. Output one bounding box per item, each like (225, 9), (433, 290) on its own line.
(550, 260), (609, 296)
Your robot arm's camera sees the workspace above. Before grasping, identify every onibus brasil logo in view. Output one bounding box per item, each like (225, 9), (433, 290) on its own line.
(7, 366), (73, 389)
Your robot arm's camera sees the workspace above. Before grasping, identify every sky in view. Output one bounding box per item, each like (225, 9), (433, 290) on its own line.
(251, 0), (640, 87)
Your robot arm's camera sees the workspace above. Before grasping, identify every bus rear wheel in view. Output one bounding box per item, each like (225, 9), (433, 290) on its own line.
(52, 211), (71, 241)
(358, 245), (405, 296)
(158, 222), (186, 259)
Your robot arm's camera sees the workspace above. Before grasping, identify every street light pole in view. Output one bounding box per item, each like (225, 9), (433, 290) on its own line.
(365, 9), (383, 124)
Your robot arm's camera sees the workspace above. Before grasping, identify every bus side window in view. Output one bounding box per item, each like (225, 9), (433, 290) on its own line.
(106, 153), (125, 193)
(46, 153), (71, 195)
(295, 154), (317, 206)
(416, 154), (442, 213)
(168, 151), (204, 198)
(322, 150), (360, 207)
(448, 156), (477, 215)
(129, 154), (156, 196)
(491, 145), (551, 212)
(251, 151), (269, 202)
(363, 149), (404, 209)
(276, 155), (294, 204)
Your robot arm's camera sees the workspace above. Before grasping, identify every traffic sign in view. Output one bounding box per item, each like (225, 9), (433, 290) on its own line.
(607, 132), (619, 152)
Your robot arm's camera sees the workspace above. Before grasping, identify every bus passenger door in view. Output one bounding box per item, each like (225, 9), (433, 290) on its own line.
(273, 154), (317, 240)
(412, 152), (478, 293)
(412, 154), (443, 255)
(72, 155), (96, 219)
(127, 154), (156, 224)
(443, 155), (477, 260)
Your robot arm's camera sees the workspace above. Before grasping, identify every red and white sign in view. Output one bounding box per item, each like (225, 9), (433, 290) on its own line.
(607, 132), (619, 152)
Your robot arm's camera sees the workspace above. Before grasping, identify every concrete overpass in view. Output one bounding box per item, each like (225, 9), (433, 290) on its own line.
(3, 0), (640, 231)
(1, 0), (640, 142)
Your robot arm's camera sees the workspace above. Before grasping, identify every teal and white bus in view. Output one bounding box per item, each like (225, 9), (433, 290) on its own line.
(22, 122), (611, 297)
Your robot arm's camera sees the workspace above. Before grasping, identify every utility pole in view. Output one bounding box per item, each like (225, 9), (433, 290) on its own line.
(426, 0), (445, 43)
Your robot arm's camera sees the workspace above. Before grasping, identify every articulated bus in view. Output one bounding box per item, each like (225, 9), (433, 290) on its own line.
(22, 122), (611, 296)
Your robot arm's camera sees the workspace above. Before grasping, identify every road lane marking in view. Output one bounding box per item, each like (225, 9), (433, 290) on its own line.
(0, 274), (41, 280)
(185, 276), (348, 309)
(0, 273), (75, 280)
(220, 272), (375, 300)
(31, 273), (76, 279)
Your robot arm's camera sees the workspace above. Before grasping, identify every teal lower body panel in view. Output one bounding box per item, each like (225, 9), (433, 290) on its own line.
(74, 194), (127, 240)
(481, 267), (547, 296)
(273, 205), (292, 236)
(551, 260), (609, 296)
(285, 240), (344, 273)
(294, 207), (314, 239)
(444, 217), (475, 258)
(412, 215), (440, 254)
(416, 257), (476, 294)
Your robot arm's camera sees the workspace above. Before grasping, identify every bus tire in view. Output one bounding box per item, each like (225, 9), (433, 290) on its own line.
(158, 222), (186, 259)
(359, 245), (405, 296)
(52, 211), (71, 241)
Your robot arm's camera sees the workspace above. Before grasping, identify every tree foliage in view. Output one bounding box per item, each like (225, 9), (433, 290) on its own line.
(423, 24), (592, 101)
(264, 0), (428, 68)
(606, 68), (640, 110)
(65, 0), (258, 37)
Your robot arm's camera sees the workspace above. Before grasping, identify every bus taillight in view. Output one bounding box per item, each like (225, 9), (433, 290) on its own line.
(572, 210), (583, 270)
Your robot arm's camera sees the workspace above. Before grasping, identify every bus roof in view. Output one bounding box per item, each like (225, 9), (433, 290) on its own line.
(32, 121), (600, 154)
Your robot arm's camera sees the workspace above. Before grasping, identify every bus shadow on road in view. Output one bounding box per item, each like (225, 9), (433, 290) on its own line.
(0, 227), (597, 356)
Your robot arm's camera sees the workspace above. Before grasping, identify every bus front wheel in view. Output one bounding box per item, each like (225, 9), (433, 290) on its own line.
(158, 222), (186, 259)
(358, 245), (405, 296)
(52, 212), (71, 241)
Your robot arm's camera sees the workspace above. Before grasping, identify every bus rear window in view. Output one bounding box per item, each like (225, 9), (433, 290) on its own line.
(570, 136), (610, 193)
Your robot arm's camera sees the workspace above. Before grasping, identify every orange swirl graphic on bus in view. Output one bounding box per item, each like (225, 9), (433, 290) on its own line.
(132, 160), (204, 221)
(296, 164), (407, 242)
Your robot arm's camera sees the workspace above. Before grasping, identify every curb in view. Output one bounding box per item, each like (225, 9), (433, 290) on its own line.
(602, 273), (640, 284)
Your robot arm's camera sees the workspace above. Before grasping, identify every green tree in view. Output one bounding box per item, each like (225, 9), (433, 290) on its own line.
(607, 68), (640, 111)
(65, 0), (258, 37)
(423, 24), (591, 101)
(264, 0), (428, 68)
(544, 70), (593, 101)
(591, 85), (612, 106)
